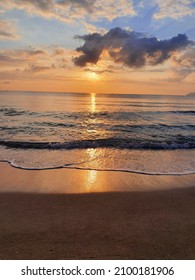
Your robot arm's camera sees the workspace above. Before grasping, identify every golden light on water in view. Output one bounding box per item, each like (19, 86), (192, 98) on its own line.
(87, 169), (97, 187)
(85, 148), (98, 191)
(91, 92), (96, 113)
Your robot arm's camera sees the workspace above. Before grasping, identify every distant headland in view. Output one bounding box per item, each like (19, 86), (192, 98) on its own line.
(186, 92), (195, 97)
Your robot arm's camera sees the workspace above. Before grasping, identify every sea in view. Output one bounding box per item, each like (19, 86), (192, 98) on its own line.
(0, 91), (195, 175)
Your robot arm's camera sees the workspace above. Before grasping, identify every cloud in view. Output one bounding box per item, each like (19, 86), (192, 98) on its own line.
(0, 48), (47, 65)
(183, 72), (195, 83)
(84, 68), (114, 74)
(0, 19), (19, 40)
(0, 46), (74, 81)
(0, 47), (70, 65)
(52, 48), (66, 56)
(169, 47), (195, 80)
(73, 27), (193, 68)
(1, 0), (135, 22)
(154, 0), (195, 19)
(1, 81), (11, 84)
(24, 64), (55, 73)
(172, 47), (195, 68)
(0, 0), (54, 17)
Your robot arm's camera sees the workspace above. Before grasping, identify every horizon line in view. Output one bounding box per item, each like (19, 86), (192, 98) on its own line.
(0, 89), (190, 96)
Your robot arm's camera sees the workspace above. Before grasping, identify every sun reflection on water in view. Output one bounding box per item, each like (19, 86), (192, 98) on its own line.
(91, 92), (96, 113)
(85, 148), (98, 191)
(87, 169), (97, 187)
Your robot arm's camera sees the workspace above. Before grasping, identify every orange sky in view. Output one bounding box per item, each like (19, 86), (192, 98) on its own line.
(0, 1), (195, 95)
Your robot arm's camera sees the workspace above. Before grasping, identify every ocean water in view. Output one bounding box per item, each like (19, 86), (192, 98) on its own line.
(0, 91), (195, 175)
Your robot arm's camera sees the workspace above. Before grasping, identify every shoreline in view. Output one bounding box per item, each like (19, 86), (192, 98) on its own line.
(1, 162), (195, 194)
(1, 159), (195, 176)
(0, 162), (195, 259)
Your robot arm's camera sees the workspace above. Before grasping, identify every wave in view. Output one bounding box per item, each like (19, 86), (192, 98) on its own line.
(0, 136), (195, 150)
(2, 123), (194, 132)
(1, 107), (195, 119)
(110, 124), (195, 131)
(0, 159), (195, 176)
(0, 107), (36, 116)
(33, 121), (75, 128)
(172, 110), (195, 115)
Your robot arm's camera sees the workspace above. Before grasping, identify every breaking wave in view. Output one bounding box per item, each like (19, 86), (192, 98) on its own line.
(0, 136), (195, 150)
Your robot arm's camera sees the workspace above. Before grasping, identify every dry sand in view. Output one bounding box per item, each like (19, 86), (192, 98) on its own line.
(0, 163), (195, 259)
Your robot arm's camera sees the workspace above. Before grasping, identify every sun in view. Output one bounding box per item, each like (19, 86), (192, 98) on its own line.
(87, 72), (99, 80)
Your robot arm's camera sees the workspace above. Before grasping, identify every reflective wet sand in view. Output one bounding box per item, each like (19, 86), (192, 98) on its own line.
(0, 163), (195, 259)
(0, 162), (195, 194)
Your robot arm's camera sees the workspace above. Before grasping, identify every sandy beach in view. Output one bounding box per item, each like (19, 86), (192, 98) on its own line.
(0, 162), (195, 259)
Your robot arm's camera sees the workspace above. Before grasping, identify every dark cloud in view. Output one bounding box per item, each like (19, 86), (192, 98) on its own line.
(73, 27), (193, 68)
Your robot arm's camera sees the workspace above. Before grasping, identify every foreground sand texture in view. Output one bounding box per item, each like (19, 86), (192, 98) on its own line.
(0, 163), (195, 259)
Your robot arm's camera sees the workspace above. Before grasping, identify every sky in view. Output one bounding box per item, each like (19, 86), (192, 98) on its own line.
(0, 0), (195, 95)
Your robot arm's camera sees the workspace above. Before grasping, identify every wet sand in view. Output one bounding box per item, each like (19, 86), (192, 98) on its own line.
(0, 163), (195, 259)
